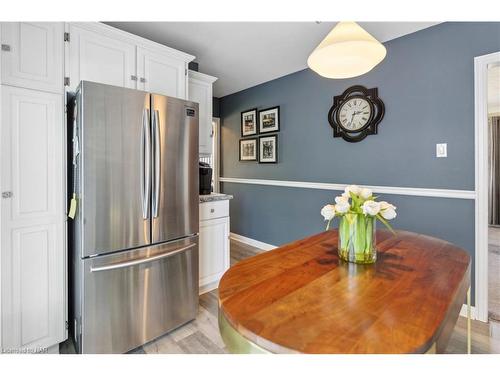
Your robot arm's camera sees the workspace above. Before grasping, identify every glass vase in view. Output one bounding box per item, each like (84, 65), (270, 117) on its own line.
(338, 213), (376, 264)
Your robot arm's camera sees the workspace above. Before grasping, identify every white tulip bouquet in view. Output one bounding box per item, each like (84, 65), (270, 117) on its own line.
(321, 185), (397, 264)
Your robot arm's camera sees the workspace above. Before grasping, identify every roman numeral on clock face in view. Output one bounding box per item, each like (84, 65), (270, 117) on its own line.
(338, 97), (372, 131)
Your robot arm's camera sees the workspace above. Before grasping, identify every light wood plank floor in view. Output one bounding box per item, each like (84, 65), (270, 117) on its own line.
(488, 227), (500, 321)
(60, 240), (500, 354)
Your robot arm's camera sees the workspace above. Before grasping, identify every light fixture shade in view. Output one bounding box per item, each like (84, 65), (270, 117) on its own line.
(307, 22), (387, 79)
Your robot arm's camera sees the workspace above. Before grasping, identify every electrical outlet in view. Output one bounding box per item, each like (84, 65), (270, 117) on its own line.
(436, 143), (447, 158)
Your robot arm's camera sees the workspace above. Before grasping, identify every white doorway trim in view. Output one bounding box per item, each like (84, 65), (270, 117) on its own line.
(475, 51), (500, 323)
(212, 117), (221, 193)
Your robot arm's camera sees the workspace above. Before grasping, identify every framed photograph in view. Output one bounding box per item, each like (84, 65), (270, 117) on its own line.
(239, 138), (258, 161)
(259, 106), (280, 133)
(241, 108), (258, 137)
(259, 135), (278, 164)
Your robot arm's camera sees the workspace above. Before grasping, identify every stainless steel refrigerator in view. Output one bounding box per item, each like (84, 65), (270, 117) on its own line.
(69, 81), (199, 354)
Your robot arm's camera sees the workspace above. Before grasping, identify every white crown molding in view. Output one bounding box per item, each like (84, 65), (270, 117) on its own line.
(188, 70), (218, 83)
(69, 22), (196, 62)
(220, 177), (476, 200)
(230, 232), (277, 251)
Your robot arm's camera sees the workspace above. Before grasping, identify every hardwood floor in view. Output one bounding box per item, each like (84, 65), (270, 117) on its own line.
(60, 239), (500, 354)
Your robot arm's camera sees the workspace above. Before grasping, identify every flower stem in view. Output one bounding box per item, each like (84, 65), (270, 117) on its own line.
(325, 219), (332, 231)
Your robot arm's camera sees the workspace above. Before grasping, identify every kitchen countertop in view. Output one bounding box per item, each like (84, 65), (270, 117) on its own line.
(199, 193), (233, 203)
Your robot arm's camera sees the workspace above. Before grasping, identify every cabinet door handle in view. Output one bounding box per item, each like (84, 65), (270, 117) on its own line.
(2, 191), (13, 199)
(130, 75), (138, 81)
(210, 208), (215, 213)
(140, 77), (146, 83)
(1, 44), (11, 52)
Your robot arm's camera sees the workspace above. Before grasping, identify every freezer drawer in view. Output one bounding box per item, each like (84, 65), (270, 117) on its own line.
(79, 236), (198, 354)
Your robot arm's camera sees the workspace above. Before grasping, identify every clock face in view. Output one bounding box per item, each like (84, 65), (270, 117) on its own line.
(338, 97), (372, 132)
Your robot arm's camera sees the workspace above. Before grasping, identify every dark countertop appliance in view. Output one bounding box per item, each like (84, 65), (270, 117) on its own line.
(199, 162), (212, 195)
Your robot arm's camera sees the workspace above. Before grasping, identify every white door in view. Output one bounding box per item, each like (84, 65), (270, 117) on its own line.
(1, 22), (64, 94)
(68, 24), (136, 91)
(137, 47), (186, 98)
(1, 86), (65, 351)
(199, 217), (230, 290)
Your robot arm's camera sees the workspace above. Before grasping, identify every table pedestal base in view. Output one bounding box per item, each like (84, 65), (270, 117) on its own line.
(219, 312), (269, 354)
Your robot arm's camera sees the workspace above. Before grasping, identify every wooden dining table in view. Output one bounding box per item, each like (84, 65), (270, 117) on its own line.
(218, 230), (471, 354)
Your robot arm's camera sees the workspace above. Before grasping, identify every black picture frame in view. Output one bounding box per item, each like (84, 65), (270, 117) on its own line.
(239, 138), (258, 161)
(241, 108), (258, 137)
(258, 106), (280, 134)
(258, 134), (278, 164)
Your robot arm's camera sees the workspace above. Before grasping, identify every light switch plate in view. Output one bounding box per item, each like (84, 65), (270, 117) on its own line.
(436, 143), (447, 158)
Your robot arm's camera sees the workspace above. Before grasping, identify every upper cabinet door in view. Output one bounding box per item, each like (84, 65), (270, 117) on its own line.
(188, 71), (217, 155)
(68, 24), (136, 91)
(1, 22), (64, 94)
(137, 47), (186, 99)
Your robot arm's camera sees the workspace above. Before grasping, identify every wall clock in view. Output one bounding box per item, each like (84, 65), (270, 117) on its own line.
(328, 85), (385, 143)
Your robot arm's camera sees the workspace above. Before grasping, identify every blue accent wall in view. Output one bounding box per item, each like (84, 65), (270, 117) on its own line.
(220, 22), (500, 299)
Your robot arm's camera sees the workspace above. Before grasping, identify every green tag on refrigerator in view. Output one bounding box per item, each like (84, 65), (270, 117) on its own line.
(68, 193), (77, 219)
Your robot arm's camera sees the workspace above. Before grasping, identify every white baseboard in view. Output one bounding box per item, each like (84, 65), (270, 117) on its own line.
(490, 320), (500, 339)
(199, 280), (218, 295)
(459, 304), (477, 320)
(230, 232), (277, 251)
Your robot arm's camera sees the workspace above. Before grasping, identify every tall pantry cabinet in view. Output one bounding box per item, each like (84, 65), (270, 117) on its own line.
(0, 22), (66, 352)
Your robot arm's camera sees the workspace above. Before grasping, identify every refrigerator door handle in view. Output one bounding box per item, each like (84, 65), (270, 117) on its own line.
(152, 110), (161, 218)
(89, 242), (196, 272)
(141, 108), (151, 219)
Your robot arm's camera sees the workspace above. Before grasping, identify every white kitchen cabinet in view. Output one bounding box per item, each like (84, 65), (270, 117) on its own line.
(137, 47), (186, 98)
(68, 24), (137, 91)
(1, 86), (66, 351)
(67, 23), (194, 98)
(188, 70), (217, 156)
(1, 22), (64, 93)
(199, 200), (230, 294)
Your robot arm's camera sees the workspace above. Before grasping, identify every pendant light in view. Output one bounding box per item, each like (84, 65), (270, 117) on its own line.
(307, 22), (387, 79)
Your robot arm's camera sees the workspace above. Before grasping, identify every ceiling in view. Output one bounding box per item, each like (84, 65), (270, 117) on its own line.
(489, 64), (500, 113)
(106, 22), (441, 97)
